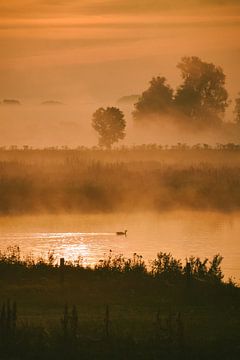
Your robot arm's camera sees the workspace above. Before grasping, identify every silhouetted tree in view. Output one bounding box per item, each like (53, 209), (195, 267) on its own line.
(234, 94), (240, 124)
(174, 56), (229, 127)
(92, 107), (126, 149)
(133, 76), (174, 121)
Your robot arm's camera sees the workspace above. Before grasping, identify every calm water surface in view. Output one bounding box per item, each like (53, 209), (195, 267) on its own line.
(0, 211), (239, 281)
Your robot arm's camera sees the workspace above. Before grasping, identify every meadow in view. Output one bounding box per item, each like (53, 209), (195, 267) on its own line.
(1, 146), (240, 214)
(0, 147), (240, 358)
(0, 246), (239, 359)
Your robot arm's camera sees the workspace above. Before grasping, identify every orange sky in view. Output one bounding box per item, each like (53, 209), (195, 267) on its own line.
(0, 0), (240, 102)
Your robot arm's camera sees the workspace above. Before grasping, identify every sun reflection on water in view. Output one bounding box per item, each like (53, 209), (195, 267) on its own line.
(0, 231), (126, 267)
(0, 212), (240, 281)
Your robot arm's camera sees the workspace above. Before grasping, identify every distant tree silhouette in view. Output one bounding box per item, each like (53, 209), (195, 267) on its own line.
(2, 99), (21, 106)
(234, 94), (240, 124)
(174, 56), (229, 127)
(133, 76), (174, 121)
(92, 107), (126, 149)
(133, 57), (229, 129)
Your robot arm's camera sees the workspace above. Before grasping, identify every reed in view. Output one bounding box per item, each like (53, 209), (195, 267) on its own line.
(1, 154), (240, 214)
(0, 247), (239, 359)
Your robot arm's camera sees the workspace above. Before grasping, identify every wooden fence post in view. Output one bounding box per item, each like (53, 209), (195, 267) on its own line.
(60, 257), (65, 284)
(186, 262), (191, 281)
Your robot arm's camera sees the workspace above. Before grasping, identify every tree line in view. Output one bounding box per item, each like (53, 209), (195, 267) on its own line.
(92, 56), (240, 148)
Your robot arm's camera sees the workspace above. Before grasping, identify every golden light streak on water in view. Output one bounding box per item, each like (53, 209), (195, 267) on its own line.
(0, 211), (239, 281)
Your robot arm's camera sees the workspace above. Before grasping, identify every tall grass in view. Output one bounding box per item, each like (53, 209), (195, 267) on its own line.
(1, 148), (240, 213)
(0, 247), (239, 359)
(0, 246), (233, 285)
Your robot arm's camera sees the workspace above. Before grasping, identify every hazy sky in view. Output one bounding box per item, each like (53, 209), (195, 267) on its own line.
(0, 0), (240, 103)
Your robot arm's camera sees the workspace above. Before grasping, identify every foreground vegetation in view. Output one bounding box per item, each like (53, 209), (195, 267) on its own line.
(1, 146), (240, 214)
(0, 246), (239, 359)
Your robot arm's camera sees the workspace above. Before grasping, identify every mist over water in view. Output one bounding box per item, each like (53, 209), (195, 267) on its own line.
(0, 4), (239, 358)
(0, 1), (240, 289)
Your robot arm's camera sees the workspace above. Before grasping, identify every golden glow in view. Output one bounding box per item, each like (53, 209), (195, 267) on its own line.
(0, 1), (239, 146)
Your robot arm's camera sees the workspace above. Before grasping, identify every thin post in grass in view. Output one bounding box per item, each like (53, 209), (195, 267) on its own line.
(104, 304), (110, 338)
(61, 303), (69, 341)
(12, 301), (17, 335)
(6, 299), (11, 333)
(60, 257), (65, 284)
(185, 261), (192, 303)
(70, 305), (78, 340)
(0, 300), (17, 345)
(156, 309), (161, 339)
(186, 262), (191, 281)
(176, 312), (185, 354)
(155, 308), (165, 342)
(167, 306), (173, 344)
(0, 302), (6, 343)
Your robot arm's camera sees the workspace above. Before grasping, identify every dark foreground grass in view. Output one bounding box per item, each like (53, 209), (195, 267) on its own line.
(0, 247), (239, 359)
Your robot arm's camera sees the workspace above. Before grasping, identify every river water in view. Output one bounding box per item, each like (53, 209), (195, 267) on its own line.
(0, 211), (239, 282)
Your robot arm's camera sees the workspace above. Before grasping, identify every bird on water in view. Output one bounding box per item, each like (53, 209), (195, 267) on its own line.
(116, 230), (127, 236)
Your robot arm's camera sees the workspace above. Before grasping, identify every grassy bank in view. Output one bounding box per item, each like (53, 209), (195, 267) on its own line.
(1, 147), (240, 214)
(0, 247), (239, 359)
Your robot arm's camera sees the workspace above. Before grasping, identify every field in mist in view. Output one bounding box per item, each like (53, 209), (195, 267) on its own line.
(1, 102), (240, 148)
(1, 147), (240, 215)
